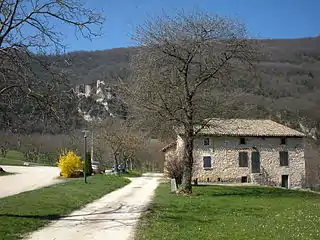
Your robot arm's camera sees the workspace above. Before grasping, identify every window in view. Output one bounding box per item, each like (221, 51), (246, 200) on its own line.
(279, 151), (289, 166)
(204, 138), (210, 146)
(241, 176), (248, 183)
(240, 137), (246, 145)
(239, 152), (248, 167)
(203, 156), (212, 168)
(280, 137), (287, 145)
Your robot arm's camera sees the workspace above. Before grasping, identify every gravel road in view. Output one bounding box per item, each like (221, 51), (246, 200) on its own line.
(25, 175), (161, 240)
(0, 165), (61, 198)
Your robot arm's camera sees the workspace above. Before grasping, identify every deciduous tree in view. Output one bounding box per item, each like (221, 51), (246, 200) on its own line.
(0, 0), (104, 132)
(125, 10), (258, 193)
(93, 119), (145, 171)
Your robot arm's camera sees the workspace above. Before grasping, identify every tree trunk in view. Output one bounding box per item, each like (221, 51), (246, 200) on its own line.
(179, 126), (194, 194)
(179, 84), (194, 194)
(114, 153), (119, 175)
(130, 159), (133, 170)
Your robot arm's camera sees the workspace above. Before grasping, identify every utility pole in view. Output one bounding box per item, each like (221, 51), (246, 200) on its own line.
(91, 131), (94, 164)
(83, 130), (90, 183)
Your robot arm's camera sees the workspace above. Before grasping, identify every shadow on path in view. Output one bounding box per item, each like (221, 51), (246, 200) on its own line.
(0, 204), (151, 222)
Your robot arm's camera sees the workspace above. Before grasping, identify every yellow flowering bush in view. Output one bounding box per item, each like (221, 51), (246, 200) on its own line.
(57, 150), (83, 178)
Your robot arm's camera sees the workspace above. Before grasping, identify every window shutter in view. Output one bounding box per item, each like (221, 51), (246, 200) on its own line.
(203, 156), (212, 168)
(239, 152), (248, 167)
(280, 151), (289, 166)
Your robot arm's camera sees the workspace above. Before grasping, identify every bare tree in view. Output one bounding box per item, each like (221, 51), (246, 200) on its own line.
(125, 10), (258, 193)
(17, 133), (67, 164)
(122, 133), (145, 170)
(0, 0), (104, 132)
(93, 119), (145, 172)
(0, 131), (12, 157)
(97, 120), (126, 171)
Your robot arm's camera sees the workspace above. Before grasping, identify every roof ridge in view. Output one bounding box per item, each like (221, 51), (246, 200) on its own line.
(177, 118), (305, 137)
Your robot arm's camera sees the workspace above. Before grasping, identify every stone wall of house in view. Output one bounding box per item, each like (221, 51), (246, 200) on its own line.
(176, 135), (305, 188)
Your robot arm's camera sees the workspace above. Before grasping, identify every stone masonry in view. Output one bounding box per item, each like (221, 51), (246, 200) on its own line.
(172, 135), (305, 188)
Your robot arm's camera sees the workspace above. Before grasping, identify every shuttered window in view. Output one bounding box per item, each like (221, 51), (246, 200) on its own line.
(280, 151), (289, 166)
(239, 152), (248, 167)
(203, 156), (212, 168)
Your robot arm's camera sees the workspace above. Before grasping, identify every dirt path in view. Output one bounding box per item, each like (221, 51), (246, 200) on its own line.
(0, 166), (61, 198)
(25, 175), (161, 240)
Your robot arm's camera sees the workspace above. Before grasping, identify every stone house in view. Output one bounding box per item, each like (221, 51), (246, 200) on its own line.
(162, 118), (305, 188)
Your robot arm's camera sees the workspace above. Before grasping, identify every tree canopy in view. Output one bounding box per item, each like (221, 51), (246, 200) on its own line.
(125, 10), (259, 193)
(0, 0), (104, 133)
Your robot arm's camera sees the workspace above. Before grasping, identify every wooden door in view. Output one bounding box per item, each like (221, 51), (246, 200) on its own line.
(281, 175), (289, 188)
(251, 152), (260, 173)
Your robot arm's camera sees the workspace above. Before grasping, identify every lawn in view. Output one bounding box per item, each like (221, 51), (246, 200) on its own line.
(120, 169), (143, 177)
(136, 183), (320, 240)
(0, 151), (25, 166)
(0, 150), (56, 166)
(0, 174), (130, 240)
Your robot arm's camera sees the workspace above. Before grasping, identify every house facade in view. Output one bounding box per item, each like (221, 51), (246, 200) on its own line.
(163, 119), (305, 188)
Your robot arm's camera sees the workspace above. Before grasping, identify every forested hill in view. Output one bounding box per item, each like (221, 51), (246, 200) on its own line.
(55, 37), (320, 85)
(52, 37), (320, 136)
(51, 47), (138, 85)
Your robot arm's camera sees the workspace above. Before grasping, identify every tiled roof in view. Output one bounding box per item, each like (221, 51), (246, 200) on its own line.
(175, 118), (305, 137)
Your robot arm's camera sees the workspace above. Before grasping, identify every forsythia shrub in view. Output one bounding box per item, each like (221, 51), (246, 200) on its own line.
(57, 151), (83, 178)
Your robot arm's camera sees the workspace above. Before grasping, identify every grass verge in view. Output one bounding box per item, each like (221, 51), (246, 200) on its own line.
(120, 169), (143, 177)
(0, 151), (56, 166)
(0, 151), (25, 166)
(0, 174), (130, 240)
(136, 183), (320, 240)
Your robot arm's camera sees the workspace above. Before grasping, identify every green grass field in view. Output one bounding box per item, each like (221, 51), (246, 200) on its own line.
(120, 169), (143, 177)
(0, 174), (130, 240)
(0, 151), (25, 166)
(136, 183), (320, 240)
(0, 150), (56, 166)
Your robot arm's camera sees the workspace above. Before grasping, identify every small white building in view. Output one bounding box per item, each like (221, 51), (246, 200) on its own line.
(162, 118), (306, 189)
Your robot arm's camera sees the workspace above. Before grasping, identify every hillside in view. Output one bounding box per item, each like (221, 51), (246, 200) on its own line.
(50, 47), (138, 85)
(254, 37), (320, 132)
(48, 37), (320, 138)
(55, 37), (320, 84)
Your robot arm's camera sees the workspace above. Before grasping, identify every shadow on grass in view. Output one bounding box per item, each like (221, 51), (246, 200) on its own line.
(192, 185), (319, 198)
(157, 214), (220, 224)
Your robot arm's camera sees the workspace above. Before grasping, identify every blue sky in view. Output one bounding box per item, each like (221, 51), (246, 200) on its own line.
(62, 0), (319, 52)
